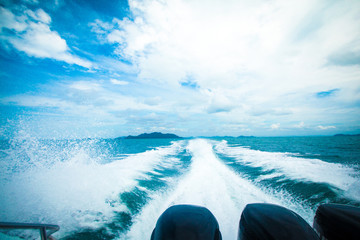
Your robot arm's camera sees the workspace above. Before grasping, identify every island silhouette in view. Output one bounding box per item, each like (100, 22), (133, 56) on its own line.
(125, 132), (181, 139)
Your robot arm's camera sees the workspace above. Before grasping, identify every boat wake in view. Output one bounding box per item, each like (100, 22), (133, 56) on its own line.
(126, 139), (313, 240)
(1, 137), (358, 239)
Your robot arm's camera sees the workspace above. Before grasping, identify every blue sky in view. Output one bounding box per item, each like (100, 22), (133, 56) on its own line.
(0, 0), (359, 138)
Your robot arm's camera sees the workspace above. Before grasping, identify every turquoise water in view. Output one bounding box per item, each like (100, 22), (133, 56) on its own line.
(0, 136), (359, 239)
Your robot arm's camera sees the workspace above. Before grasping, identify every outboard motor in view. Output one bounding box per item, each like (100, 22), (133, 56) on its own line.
(313, 203), (360, 240)
(151, 204), (222, 240)
(238, 203), (319, 240)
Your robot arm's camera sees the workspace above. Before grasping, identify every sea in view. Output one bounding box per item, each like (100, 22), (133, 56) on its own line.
(0, 135), (359, 239)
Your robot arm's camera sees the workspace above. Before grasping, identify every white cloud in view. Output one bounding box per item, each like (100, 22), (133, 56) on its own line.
(69, 81), (102, 91)
(23, 0), (40, 5)
(204, 89), (235, 114)
(25, 8), (51, 24)
(0, 7), (27, 32)
(271, 123), (280, 129)
(90, 0), (358, 134)
(95, 0), (360, 98)
(110, 79), (128, 85)
(65, 80), (162, 112)
(1, 79), (165, 123)
(0, 6), (92, 68)
(317, 125), (336, 130)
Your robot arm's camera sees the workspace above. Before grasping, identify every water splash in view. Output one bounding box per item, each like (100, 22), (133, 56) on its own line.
(0, 135), (185, 237)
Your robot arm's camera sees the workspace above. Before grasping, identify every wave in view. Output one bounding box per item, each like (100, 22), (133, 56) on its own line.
(214, 140), (359, 190)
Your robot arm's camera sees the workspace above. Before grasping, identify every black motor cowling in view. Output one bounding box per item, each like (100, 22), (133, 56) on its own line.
(150, 204), (222, 240)
(313, 203), (360, 240)
(238, 203), (319, 240)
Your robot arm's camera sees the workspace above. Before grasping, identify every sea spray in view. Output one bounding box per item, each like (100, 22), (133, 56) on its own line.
(0, 137), (185, 238)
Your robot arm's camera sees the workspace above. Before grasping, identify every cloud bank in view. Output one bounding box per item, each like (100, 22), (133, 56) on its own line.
(89, 0), (360, 135)
(1, 0), (359, 138)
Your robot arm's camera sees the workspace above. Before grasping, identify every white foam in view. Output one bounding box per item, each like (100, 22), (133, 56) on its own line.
(345, 180), (360, 201)
(215, 140), (359, 190)
(255, 172), (285, 181)
(0, 140), (185, 237)
(125, 139), (313, 240)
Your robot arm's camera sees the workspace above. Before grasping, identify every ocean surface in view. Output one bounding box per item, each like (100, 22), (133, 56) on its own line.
(0, 136), (359, 239)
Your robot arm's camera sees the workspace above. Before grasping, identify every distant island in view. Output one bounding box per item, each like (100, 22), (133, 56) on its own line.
(125, 132), (181, 139)
(334, 134), (360, 137)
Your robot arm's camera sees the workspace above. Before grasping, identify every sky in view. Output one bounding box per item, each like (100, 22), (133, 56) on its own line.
(0, 0), (359, 138)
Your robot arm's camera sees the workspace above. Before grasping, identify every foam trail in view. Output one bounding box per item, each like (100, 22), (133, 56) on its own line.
(0, 140), (185, 237)
(215, 140), (359, 190)
(125, 139), (313, 240)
